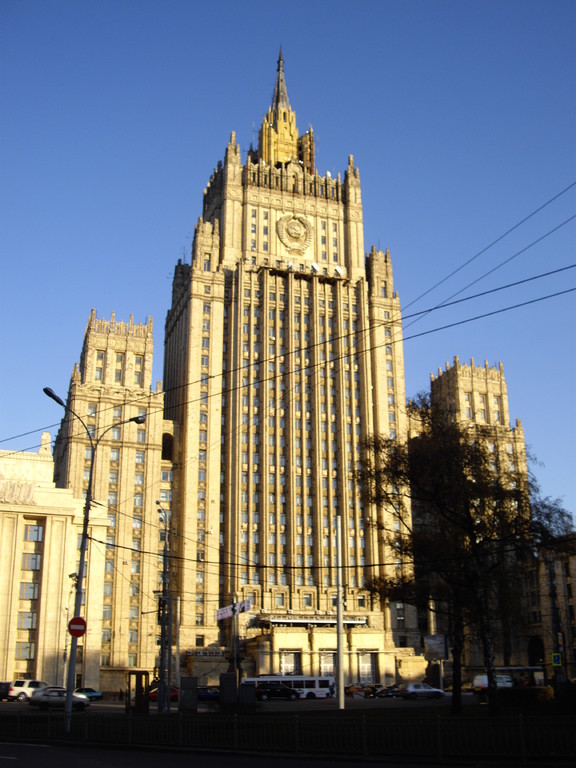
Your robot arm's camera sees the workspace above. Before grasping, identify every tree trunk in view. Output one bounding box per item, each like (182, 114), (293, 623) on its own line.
(477, 590), (499, 715)
(450, 602), (464, 715)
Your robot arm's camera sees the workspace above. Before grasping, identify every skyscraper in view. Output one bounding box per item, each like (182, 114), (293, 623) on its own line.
(163, 51), (422, 682)
(1, 54), (550, 692)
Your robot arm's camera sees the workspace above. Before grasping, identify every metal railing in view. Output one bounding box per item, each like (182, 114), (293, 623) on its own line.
(0, 711), (574, 762)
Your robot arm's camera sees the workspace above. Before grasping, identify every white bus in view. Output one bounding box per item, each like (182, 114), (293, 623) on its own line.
(242, 675), (336, 699)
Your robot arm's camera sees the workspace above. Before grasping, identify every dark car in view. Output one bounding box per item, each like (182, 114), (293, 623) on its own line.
(197, 686), (220, 702)
(74, 686), (103, 701)
(255, 682), (299, 701)
(362, 684), (385, 698)
(377, 683), (403, 698)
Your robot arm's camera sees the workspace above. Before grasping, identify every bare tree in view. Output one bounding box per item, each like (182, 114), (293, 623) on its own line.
(357, 393), (572, 714)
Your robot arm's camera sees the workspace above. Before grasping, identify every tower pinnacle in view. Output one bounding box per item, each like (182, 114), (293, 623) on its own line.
(271, 47), (291, 115)
(257, 50), (314, 173)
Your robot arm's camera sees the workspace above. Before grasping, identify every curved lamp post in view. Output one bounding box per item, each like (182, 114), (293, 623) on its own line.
(43, 387), (145, 732)
(155, 500), (172, 714)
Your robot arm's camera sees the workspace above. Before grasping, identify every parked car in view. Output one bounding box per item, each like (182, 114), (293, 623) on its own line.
(74, 686), (103, 701)
(344, 682), (365, 697)
(29, 686), (89, 710)
(8, 680), (49, 702)
(149, 685), (179, 702)
(399, 683), (445, 700)
(362, 684), (385, 698)
(377, 683), (403, 698)
(255, 682), (299, 701)
(197, 686), (220, 702)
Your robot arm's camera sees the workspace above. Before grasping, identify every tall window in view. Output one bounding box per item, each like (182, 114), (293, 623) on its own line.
(134, 356), (143, 386)
(17, 612), (37, 629)
(20, 583), (38, 599)
(478, 395), (487, 421)
(24, 524), (43, 542)
(493, 396), (502, 423)
(95, 351), (105, 381)
(114, 353), (124, 383)
(15, 642), (35, 660)
(21, 553), (41, 570)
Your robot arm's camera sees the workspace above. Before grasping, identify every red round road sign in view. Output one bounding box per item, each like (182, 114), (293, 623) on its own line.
(68, 616), (87, 637)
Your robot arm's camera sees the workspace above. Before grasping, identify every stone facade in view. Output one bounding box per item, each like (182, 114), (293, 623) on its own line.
(49, 310), (177, 692)
(5, 54), (559, 692)
(428, 356), (532, 673)
(526, 535), (576, 683)
(162, 51), (422, 684)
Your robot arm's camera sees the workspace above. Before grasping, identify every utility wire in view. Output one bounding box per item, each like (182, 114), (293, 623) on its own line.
(2, 271), (573, 455)
(403, 213), (576, 331)
(3, 185), (574, 449)
(402, 264), (576, 321)
(402, 180), (576, 311)
(403, 287), (576, 342)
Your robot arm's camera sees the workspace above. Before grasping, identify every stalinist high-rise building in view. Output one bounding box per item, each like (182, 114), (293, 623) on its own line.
(1, 53), (454, 691)
(163, 51), (421, 682)
(2, 53), (554, 693)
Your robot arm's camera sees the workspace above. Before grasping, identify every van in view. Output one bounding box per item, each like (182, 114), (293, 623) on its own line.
(8, 679), (49, 702)
(472, 674), (513, 693)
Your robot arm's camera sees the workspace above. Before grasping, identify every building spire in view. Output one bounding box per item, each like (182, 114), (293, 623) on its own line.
(271, 46), (290, 113)
(257, 50), (314, 173)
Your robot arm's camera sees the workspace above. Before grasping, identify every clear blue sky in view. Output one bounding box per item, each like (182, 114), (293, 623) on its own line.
(1, 0), (575, 515)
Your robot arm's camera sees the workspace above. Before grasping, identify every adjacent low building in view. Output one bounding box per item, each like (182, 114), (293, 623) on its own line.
(0, 433), (104, 688)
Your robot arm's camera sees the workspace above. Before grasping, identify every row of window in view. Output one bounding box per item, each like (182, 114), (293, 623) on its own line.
(94, 351), (144, 386)
(101, 628), (139, 643)
(241, 288), (357, 313)
(101, 652), (138, 667)
(463, 393), (503, 422)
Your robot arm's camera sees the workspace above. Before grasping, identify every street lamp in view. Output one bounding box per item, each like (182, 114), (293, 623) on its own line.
(43, 386), (145, 732)
(155, 500), (172, 713)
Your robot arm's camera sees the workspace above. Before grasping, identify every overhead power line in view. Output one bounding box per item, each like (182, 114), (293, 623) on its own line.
(403, 180), (576, 311)
(2, 182), (574, 449)
(403, 213), (576, 332)
(402, 264), (576, 321)
(404, 287), (576, 342)
(1, 273), (573, 454)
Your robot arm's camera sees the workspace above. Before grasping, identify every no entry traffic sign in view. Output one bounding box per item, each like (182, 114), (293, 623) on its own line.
(68, 616), (87, 637)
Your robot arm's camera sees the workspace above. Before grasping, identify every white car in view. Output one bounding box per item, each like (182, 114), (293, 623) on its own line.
(29, 686), (90, 710)
(400, 683), (445, 699)
(8, 679), (49, 702)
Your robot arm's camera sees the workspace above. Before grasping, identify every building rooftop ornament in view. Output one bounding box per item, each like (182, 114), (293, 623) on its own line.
(270, 47), (291, 117)
(257, 50), (315, 174)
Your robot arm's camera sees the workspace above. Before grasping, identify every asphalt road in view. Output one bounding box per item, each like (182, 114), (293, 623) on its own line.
(0, 742), (570, 768)
(0, 690), (479, 716)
